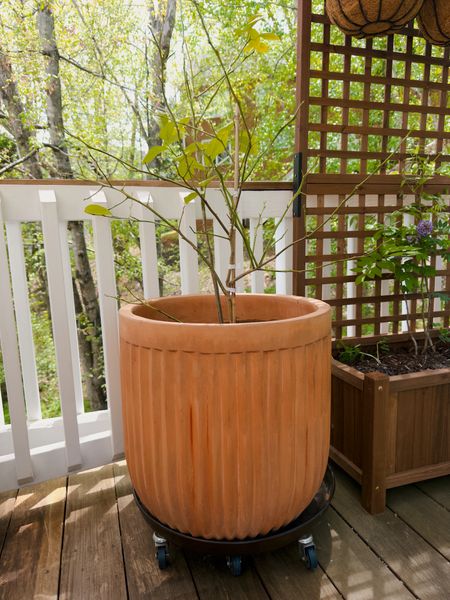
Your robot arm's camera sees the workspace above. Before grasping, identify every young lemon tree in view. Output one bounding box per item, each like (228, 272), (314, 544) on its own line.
(85, 7), (298, 323)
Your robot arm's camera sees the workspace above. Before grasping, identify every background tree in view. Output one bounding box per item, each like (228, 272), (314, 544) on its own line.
(37, 2), (106, 410)
(0, 0), (296, 419)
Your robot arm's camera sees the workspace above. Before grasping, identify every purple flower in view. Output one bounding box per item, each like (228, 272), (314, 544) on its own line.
(416, 220), (433, 238)
(406, 234), (416, 244)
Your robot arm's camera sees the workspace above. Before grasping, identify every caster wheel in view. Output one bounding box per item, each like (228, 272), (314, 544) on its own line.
(304, 545), (318, 570)
(156, 546), (169, 570)
(227, 555), (243, 576)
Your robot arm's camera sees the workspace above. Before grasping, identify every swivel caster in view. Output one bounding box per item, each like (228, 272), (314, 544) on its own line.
(227, 555), (243, 576)
(298, 534), (318, 570)
(153, 533), (169, 570)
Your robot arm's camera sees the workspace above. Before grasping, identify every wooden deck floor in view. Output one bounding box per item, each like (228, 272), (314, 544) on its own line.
(0, 462), (449, 600)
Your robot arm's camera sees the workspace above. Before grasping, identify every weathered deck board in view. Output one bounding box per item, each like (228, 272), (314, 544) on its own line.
(254, 544), (341, 599)
(333, 469), (450, 600)
(0, 489), (16, 552)
(186, 554), (269, 599)
(0, 462), (449, 600)
(416, 476), (450, 510)
(113, 461), (199, 600)
(59, 464), (127, 600)
(310, 507), (415, 599)
(387, 485), (450, 560)
(0, 478), (66, 600)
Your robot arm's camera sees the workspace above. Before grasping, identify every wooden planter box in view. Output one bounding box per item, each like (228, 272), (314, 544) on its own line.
(331, 342), (450, 514)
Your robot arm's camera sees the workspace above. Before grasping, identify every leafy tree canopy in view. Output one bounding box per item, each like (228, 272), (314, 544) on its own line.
(0, 0), (297, 181)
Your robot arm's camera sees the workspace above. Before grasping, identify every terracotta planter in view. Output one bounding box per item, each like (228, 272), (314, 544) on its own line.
(120, 294), (331, 540)
(418, 0), (450, 46)
(326, 0), (423, 37)
(331, 337), (450, 514)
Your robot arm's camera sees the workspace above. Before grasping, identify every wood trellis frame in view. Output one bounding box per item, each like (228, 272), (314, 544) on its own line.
(294, 0), (450, 339)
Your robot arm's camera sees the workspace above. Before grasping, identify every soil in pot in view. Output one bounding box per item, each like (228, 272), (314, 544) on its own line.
(334, 339), (450, 375)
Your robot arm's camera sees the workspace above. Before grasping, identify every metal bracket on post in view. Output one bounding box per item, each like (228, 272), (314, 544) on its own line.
(292, 151), (305, 296)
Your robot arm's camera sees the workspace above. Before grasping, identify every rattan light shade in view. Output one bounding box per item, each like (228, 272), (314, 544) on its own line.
(418, 0), (450, 46)
(326, 0), (424, 38)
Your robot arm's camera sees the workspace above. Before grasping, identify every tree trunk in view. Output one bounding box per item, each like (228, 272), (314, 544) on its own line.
(72, 281), (104, 410)
(146, 0), (177, 168)
(37, 4), (107, 411)
(0, 47), (43, 179)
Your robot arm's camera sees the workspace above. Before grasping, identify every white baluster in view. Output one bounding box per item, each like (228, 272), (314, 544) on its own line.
(90, 191), (124, 458)
(434, 255), (444, 315)
(380, 195), (397, 334)
(401, 204), (415, 332)
(235, 205), (245, 293)
(40, 190), (81, 470)
(433, 194), (448, 317)
(138, 191), (160, 299)
(346, 214), (357, 337)
(211, 191), (229, 286)
(250, 218), (264, 293)
(178, 192), (199, 294)
(0, 197), (33, 482)
(0, 386), (4, 428)
(275, 215), (293, 295)
(61, 220), (84, 415)
(5, 222), (41, 420)
(321, 195), (338, 301)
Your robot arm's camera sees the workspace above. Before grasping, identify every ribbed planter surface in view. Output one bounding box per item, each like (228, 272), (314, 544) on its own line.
(120, 294), (331, 540)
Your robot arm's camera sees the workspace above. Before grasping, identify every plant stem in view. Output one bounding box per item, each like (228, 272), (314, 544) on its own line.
(225, 103), (240, 324)
(201, 199), (224, 323)
(422, 261), (435, 352)
(403, 291), (419, 356)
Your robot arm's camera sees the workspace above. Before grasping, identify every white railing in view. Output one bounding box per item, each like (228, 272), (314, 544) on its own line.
(0, 182), (293, 492)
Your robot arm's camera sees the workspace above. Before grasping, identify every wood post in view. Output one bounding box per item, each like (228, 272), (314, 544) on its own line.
(361, 371), (390, 514)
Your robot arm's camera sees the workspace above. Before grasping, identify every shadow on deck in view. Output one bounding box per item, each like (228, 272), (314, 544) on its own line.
(0, 461), (449, 599)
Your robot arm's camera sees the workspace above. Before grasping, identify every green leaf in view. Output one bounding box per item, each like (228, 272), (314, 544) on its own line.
(159, 114), (179, 145)
(183, 191), (198, 204)
(203, 138), (224, 160)
(236, 15), (262, 35)
(433, 292), (450, 302)
(239, 129), (254, 153)
(245, 14), (262, 27)
(143, 145), (165, 164)
(198, 177), (214, 188)
(217, 123), (233, 145)
(84, 204), (112, 217)
(184, 142), (200, 155)
(260, 32), (280, 41)
(245, 38), (269, 53)
(177, 155), (205, 179)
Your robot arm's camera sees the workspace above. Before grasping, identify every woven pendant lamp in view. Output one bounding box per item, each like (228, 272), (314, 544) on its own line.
(326, 0), (424, 38)
(418, 0), (450, 46)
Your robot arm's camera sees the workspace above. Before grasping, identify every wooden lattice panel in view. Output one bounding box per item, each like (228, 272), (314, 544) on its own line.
(301, 189), (450, 339)
(295, 0), (450, 338)
(297, 0), (450, 176)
